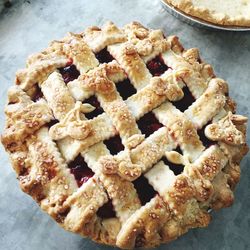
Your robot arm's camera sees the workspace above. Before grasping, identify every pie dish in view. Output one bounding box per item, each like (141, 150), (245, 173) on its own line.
(163, 0), (250, 27)
(1, 21), (248, 249)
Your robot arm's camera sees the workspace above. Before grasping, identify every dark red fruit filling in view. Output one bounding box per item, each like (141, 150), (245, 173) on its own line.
(95, 48), (114, 63)
(104, 135), (124, 155)
(172, 87), (195, 112)
(58, 65), (80, 84)
(146, 55), (169, 76)
(198, 125), (215, 148)
(47, 168), (57, 180)
(116, 78), (137, 100)
(97, 199), (116, 218)
(56, 207), (71, 223)
(135, 234), (146, 248)
(161, 156), (184, 175)
(83, 95), (104, 119)
(137, 112), (163, 137)
(175, 146), (183, 155)
(32, 85), (43, 102)
(68, 155), (94, 187)
(47, 119), (59, 128)
(133, 176), (157, 205)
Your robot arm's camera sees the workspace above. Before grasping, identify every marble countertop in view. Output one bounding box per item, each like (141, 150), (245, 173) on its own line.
(0, 0), (249, 249)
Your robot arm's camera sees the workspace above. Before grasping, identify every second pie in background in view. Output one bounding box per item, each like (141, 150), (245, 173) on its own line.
(163, 0), (250, 27)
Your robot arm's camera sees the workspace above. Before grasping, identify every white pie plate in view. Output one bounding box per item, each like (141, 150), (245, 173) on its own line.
(160, 0), (250, 31)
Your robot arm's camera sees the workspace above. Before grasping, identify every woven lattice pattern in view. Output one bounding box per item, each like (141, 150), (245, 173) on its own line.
(1, 22), (248, 249)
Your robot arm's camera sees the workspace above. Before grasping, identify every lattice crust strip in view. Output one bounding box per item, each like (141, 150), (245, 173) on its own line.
(1, 21), (248, 249)
(1, 86), (53, 152)
(61, 176), (108, 233)
(184, 78), (228, 128)
(40, 71), (75, 120)
(154, 102), (205, 162)
(83, 142), (141, 224)
(116, 196), (170, 249)
(23, 128), (78, 217)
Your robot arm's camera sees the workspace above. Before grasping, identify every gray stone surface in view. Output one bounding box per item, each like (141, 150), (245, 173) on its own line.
(0, 0), (249, 249)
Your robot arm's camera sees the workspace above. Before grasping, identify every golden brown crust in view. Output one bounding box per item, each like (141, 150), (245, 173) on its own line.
(1, 86), (53, 152)
(84, 21), (127, 53)
(116, 196), (170, 249)
(1, 21), (248, 249)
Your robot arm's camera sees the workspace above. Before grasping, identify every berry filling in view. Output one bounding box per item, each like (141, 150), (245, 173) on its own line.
(47, 168), (57, 180)
(104, 135), (124, 155)
(146, 55), (169, 76)
(137, 112), (163, 137)
(162, 156), (184, 175)
(198, 125), (215, 148)
(68, 155), (94, 187)
(175, 146), (183, 155)
(172, 87), (195, 112)
(32, 85), (44, 102)
(135, 234), (146, 248)
(95, 48), (114, 63)
(47, 119), (59, 128)
(116, 78), (137, 100)
(97, 199), (116, 218)
(133, 176), (157, 205)
(58, 64), (80, 84)
(83, 95), (104, 119)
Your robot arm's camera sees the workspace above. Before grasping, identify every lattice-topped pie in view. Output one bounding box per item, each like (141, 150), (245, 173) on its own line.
(1, 21), (248, 249)
(164, 0), (250, 27)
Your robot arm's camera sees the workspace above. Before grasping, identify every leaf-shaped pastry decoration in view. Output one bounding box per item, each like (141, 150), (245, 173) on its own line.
(49, 101), (95, 140)
(99, 153), (142, 181)
(205, 112), (247, 145)
(165, 150), (190, 165)
(150, 72), (185, 102)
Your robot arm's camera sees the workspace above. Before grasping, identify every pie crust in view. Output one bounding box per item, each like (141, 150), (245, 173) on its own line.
(164, 0), (250, 27)
(1, 21), (248, 249)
